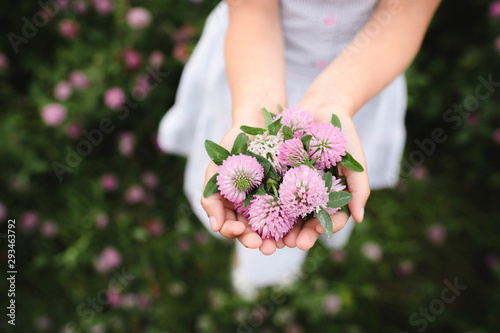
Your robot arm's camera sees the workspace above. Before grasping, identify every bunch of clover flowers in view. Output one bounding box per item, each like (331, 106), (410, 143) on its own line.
(203, 106), (364, 241)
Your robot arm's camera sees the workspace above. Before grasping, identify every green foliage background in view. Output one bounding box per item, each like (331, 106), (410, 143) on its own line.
(0, 0), (499, 332)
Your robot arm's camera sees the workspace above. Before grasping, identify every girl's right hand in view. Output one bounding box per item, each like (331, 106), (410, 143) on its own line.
(200, 127), (263, 251)
(200, 113), (286, 255)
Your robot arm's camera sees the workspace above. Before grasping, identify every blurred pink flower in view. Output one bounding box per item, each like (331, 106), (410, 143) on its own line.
(104, 87), (125, 109)
(66, 123), (82, 139)
(69, 70), (90, 90)
(126, 7), (151, 29)
(332, 250), (345, 262)
(123, 49), (142, 70)
(411, 165), (428, 180)
(427, 225), (446, 244)
(173, 25), (194, 43)
(132, 75), (150, 98)
(466, 113), (479, 126)
(143, 193), (155, 206)
(490, 1), (500, 17)
(252, 307), (267, 322)
(119, 293), (151, 308)
(101, 173), (118, 192)
(94, 247), (121, 273)
(119, 294), (137, 308)
(59, 20), (79, 39)
(143, 220), (164, 236)
(495, 37), (500, 53)
(324, 294), (342, 315)
(56, 0), (69, 8)
(54, 81), (73, 100)
(107, 289), (122, 307)
(90, 324), (105, 333)
(0, 201), (6, 222)
(178, 238), (190, 251)
(397, 260), (415, 276)
(38, 8), (54, 21)
(93, 0), (113, 15)
(493, 129), (500, 145)
(72, 1), (87, 14)
(361, 242), (382, 262)
(96, 214), (109, 228)
(136, 294), (151, 309)
(41, 103), (67, 126)
(485, 254), (499, 269)
(0, 52), (9, 71)
(34, 316), (53, 330)
(40, 221), (58, 238)
(21, 211), (38, 233)
(149, 51), (164, 68)
(173, 43), (189, 62)
(196, 232), (208, 244)
(118, 131), (136, 157)
(125, 185), (145, 204)
(287, 323), (302, 333)
(142, 172), (158, 189)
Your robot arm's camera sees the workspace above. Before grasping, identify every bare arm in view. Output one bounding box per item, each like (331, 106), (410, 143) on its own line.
(288, 0), (441, 250)
(202, 0), (288, 254)
(225, 0), (287, 125)
(303, 0), (442, 117)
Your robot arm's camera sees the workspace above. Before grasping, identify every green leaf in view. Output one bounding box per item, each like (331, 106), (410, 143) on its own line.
(243, 193), (254, 207)
(246, 151), (280, 180)
(203, 173), (219, 198)
(205, 140), (230, 166)
(339, 205), (351, 216)
(340, 152), (364, 172)
(317, 207), (334, 239)
(240, 125), (266, 136)
(246, 151), (270, 175)
(301, 135), (312, 151)
(322, 172), (333, 192)
(283, 126), (293, 140)
(327, 191), (353, 209)
(262, 107), (275, 128)
(268, 118), (282, 136)
(278, 104), (284, 112)
(331, 114), (342, 129)
(231, 133), (248, 155)
(256, 185), (266, 195)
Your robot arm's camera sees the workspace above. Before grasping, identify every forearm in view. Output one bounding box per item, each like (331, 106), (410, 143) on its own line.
(302, 0), (441, 119)
(225, 0), (287, 125)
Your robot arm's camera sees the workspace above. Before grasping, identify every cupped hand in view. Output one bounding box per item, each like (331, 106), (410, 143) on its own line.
(284, 111), (370, 250)
(201, 125), (281, 255)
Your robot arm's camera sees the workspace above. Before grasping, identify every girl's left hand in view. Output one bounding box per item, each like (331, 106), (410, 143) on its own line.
(283, 107), (370, 250)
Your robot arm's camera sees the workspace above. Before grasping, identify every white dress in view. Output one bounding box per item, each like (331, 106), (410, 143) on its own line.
(158, 0), (407, 288)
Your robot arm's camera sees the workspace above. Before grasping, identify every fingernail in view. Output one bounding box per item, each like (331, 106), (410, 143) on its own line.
(359, 208), (364, 223)
(209, 216), (217, 231)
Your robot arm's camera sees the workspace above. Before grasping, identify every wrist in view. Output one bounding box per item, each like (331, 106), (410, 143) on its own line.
(299, 89), (356, 121)
(232, 106), (266, 129)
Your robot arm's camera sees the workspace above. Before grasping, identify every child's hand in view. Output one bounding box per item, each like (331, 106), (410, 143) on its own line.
(283, 110), (370, 250)
(201, 120), (286, 255)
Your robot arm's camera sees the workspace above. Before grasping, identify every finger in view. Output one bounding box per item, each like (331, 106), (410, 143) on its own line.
(259, 238), (277, 255)
(344, 167), (370, 223)
(340, 120), (369, 223)
(296, 218), (320, 251)
(316, 211), (349, 234)
(237, 214), (262, 249)
(219, 220), (246, 239)
(276, 238), (285, 249)
(283, 221), (302, 248)
(200, 162), (225, 232)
